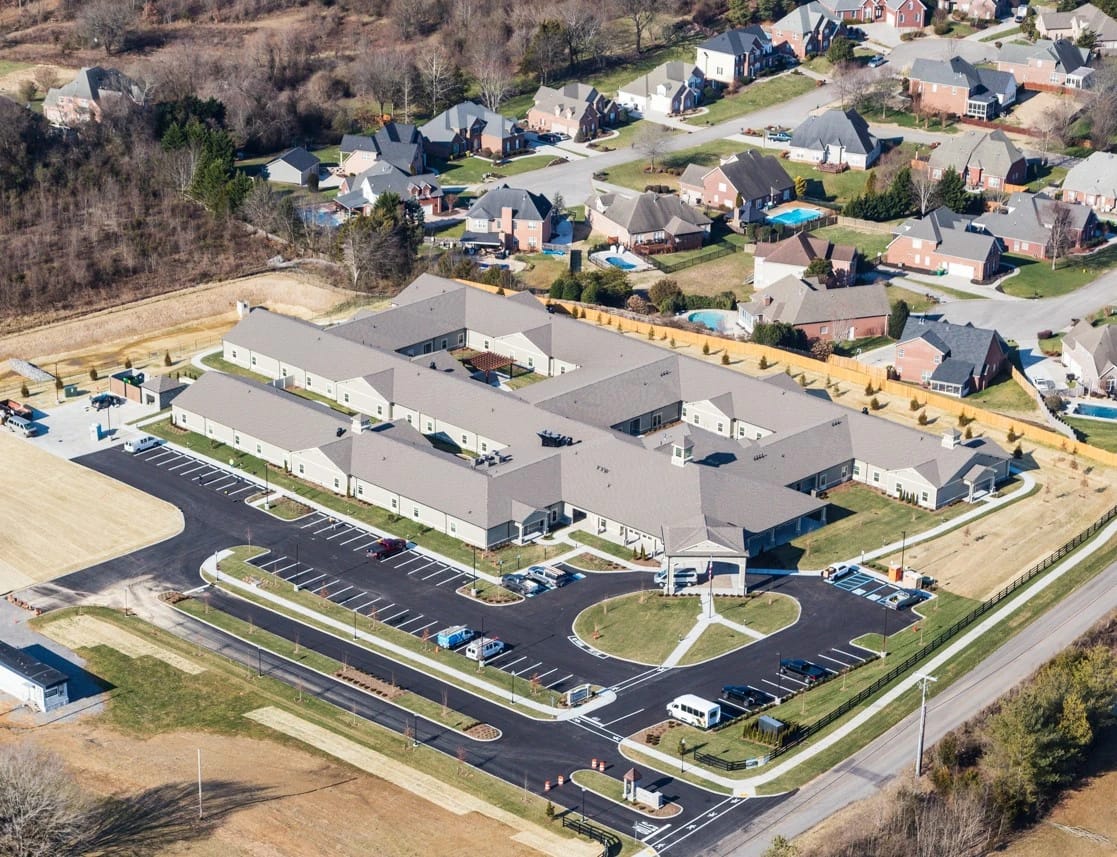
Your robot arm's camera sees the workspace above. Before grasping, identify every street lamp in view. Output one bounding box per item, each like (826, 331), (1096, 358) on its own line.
(581, 786), (586, 821)
(914, 673), (937, 777)
(679, 738), (687, 772)
(776, 650), (783, 697)
(899, 529), (907, 571)
(881, 603), (889, 656)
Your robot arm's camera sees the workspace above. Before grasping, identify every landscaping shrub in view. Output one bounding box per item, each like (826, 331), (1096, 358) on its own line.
(918, 411), (929, 425)
(910, 396), (921, 411)
(870, 396), (882, 410)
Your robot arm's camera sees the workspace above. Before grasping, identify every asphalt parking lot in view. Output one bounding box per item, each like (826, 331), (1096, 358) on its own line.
(135, 445), (259, 498)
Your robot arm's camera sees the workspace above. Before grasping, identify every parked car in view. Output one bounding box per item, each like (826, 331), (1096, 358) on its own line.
(525, 565), (573, 588)
(721, 685), (772, 708)
(366, 538), (408, 560)
(766, 129), (792, 143)
(501, 574), (544, 596)
(537, 132), (562, 145)
(883, 589), (923, 611)
(825, 563), (859, 582)
(780, 659), (830, 683)
(867, 54), (887, 68)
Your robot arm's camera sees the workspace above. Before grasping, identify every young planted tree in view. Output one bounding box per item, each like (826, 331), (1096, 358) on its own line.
(1046, 201), (1074, 270)
(634, 122), (672, 173)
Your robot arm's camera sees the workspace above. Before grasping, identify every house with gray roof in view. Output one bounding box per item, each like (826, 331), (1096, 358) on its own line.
(336, 161), (445, 219)
(789, 108), (880, 170)
(1038, 2), (1117, 53)
(925, 129), (1027, 192)
(1062, 318), (1117, 394)
(974, 192), (1100, 260)
(264, 147), (321, 186)
(995, 39), (1094, 91)
(420, 102), (525, 159)
(753, 232), (860, 289)
(616, 62), (705, 116)
(462, 185), (553, 252)
(696, 26), (778, 84)
(526, 83), (618, 141)
(43, 66), (144, 127)
(339, 123), (425, 176)
(679, 150), (795, 224)
(895, 317), (1009, 396)
(586, 191), (712, 251)
(886, 206), (1002, 282)
(909, 56), (1017, 120)
(767, 1), (841, 59)
(1062, 151), (1117, 213)
(738, 277), (889, 341)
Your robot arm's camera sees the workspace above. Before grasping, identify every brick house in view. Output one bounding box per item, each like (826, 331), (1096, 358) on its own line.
(908, 56), (1017, 120)
(1062, 151), (1117, 213)
(817, 0), (926, 27)
(617, 62), (705, 115)
(886, 207), (1002, 282)
(737, 277), (889, 342)
(336, 162), (446, 220)
(42, 66), (144, 127)
(339, 123), (425, 176)
(753, 233), (860, 289)
(695, 27), (779, 84)
(925, 129), (1027, 192)
(526, 83), (618, 141)
(767, 2), (842, 60)
(894, 317), (1009, 397)
(678, 149), (795, 224)
(1062, 318), (1117, 394)
(586, 191), (712, 251)
(789, 108), (881, 170)
(421, 102), (526, 159)
(973, 192), (1100, 260)
(995, 39), (1094, 91)
(461, 185), (553, 252)
(1038, 3), (1117, 54)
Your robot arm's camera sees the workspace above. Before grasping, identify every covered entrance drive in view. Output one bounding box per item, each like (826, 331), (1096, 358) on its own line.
(963, 464), (996, 502)
(511, 501), (550, 544)
(661, 515), (748, 596)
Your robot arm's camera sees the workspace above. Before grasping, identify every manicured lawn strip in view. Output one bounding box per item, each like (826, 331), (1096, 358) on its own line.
(1000, 246), (1117, 298)
(597, 117), (669, 150)
(717, 592), (800, 635)
(430, 154), (557, 186)
(569, 531), (641, 562)
(32, 608), (622, 852)
(1025, 163), (1068, 192)
(200, 353), (271, 382)
(964, 374), (1042, 415)
(662, 719), (778, 765)
(884, 283), (938, 313)
(565, 552), (625, 572)
(571, 768), (627, 802)
(458, 579), (522, 604)
(146, 419), (558, 574)
(685, 73), (817, 126)
(599, 140), (741, 193)
(286, 385), (358, 415)
(677, 623), (757, 666)
(258, 496), (313, 520)
(175, 598), (485, 733)
(1063, 416), (1117, 452)
(810, 225), (893, 259)
(503, 370), (549, 390)
(514, 253), (569, 291)
(874, 110), (959, 134)
(429, 219), (466, 239)
(980, 25), (1021, 40)
(574, 593), (699, 665)
(754, 484), (972, 571)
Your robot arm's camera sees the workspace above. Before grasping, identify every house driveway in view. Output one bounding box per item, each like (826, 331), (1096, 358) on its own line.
(883, 34), (996, 73)
(858, 22), (907, 48)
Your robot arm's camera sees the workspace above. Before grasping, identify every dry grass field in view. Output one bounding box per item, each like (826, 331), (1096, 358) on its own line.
(0, 431), (183, 592)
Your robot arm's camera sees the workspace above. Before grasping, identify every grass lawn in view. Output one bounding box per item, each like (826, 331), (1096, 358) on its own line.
(258, 496), (313, 520)
(875, 109), (959, 134)
(429, 220), (467, 239)
(965, 374), (1041, 415)
(0, 60), (31, 76)
(810, 225), (893, 259)
(514, 252), (569, 290)
(430, 154), (556, 186)
(1064, 415), (1117, 452)
(569, 531), (639, 562)
(502, 371), (548, 390)
(884, 283), (938, 314)
(753, 483), (972, 570)
(981, 25), (1021, 40)
(1025, 163), (1068, 192)
(592, 117), (675, 151)
(666, 252), (755, 299)
(803, 57), (833, 75)
(685, 73), (818, 126)
(655, 720), (774, 768)
(834, 335), (892, 356)
(565, 552), (625, 571)
(676, 593), (799, 666)
(945, 20), (977, 37)
(200, 353), (271, 382)
(1000, 246), (1117, 298)
(571, 769), (627, 802)
(574, 593), (699, 664)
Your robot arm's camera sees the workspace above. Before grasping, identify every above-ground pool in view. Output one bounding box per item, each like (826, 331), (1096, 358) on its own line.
(1075, 401), (1117, 420)
(687, 309), (740, 333)
(606, 255), (637, 271)
(768, 207), (822, 227)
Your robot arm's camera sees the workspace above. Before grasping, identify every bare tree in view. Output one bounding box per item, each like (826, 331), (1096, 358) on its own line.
(1046, 201), (1074, 270)
(616, 0), (657, 54)
(78, 0), (135, 54)
(1031, 95), (1078, 152)
(471, 54), (513, 112)
(32, 66), (58, 95)
(557, 0), (603, 71)
(1085, 60), (1117, 149)
(633, 122), (672, 172)
(910, 169), (938, 215)
(352, 46), (405, 118)
(418, 46), (454, 116)
(395, 62), (419, 123)
(0, 743), (92, 857)
(832, 61), (870, 109)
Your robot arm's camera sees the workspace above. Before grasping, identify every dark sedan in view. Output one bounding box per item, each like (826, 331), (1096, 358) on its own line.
(721, 685), (774, 708)
(780, 658), (830, 684)
(366, 538), (408, 560)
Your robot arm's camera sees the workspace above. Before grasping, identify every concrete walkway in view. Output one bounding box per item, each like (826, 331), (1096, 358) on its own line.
(661, 591), (765, 669)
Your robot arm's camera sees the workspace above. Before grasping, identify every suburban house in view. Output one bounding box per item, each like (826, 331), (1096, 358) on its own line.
(678, 149), (795, 224)
(616, 62), (705, 116)
(421, 102), (526, 159)
(737, 277), (888, 341)
(946, 0), (1009, 21)
(43, 66), (144, 126)
(183, 274), (1010, 567)
(768, 1), (842, 59)
(1038, 2), (1117, 53)
(586, 191), (712, 252)
(908, 56), (1017, 120)
(788, 108), (880, 170)
(886, 206), (1003, 282)
(264, 147), (320, 186)
(339, 123), (425, 176)
(924, 129), (1027, 192)
(695, 27), (778, 84)
(974, 192), (1100, 260)
(817, 0), (926, 27)
(753, 233), (860, 289)
(461, 185), (553, 252)
(894, 317), (1010, 397)
(1062, 151), (1117, 213)
(1062, 318), (1117, 394)
(879, 0), (928, 27)
(995, 39), (1094, 91)
(336, 162), (445, 219)
(526, 83), (618, 141)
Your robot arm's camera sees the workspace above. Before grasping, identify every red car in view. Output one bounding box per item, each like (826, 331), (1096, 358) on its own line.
(366, 538), (408, 560)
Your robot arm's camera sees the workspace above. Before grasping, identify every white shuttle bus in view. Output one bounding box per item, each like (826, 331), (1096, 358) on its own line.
(666, 694), (721, 729)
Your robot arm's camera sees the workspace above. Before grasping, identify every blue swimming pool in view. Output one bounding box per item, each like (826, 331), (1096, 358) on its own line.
(543, 248), (566, 257)
(1076, 402), (1117, 420)
(606, 256), (637, 270)
(768, 207), (822, 226)
(688, 309), (738, 332)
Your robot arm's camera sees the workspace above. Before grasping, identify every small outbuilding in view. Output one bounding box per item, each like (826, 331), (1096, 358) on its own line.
(109, 371), (187, 409)
(265, 147), (321, 186)
(0, 641), (69, 712)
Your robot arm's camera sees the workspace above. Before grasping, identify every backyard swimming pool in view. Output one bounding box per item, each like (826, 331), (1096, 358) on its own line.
(606, 256), (637, 270)
(1074, 401), (1117, 421)
(687, 309), (740, 333)
(768, 207), (822, 227)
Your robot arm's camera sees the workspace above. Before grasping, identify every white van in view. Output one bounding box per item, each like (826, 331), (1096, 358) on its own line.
(654, 567), (699, 589)
(124, 435), (162, 454)
(463, 636), (505, 662)
(667, 694), (721, 729)
(5, 415), (36, 437)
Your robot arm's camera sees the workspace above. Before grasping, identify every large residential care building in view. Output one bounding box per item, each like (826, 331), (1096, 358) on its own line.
(173, 277), (1010, 567)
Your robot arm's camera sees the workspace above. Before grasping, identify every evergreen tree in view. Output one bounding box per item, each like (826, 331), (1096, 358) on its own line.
(888, 299), (910, 339)
(936, 166), (971, 214)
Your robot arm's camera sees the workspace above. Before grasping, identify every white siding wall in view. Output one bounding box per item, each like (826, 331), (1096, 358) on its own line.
(336, 378), (390, 417)
(0, 667), (48, 711)
(753, 259), (807, 290)
(291, 448), (349, 495)
(681, 400), (734, 437)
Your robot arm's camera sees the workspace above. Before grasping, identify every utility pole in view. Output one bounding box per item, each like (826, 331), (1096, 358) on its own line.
(197, 749), (203, 820)
(914, 673), (937, 777)
(899, 529), (907, 571)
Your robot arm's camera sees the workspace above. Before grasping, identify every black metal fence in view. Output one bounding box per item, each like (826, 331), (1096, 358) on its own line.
(561, 815), (621, 856)
(693, 501), (1117, 773)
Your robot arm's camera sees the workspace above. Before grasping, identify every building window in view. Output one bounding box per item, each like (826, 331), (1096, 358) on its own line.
(413, 507), (419, 518)
(306, 376), (313, 388)
(481, 442), (488, 452)
(820, 325), (829, 334)
(377, 405), (383, 416)
(872, 471), (880, 483)
(251, 356), (257, 365)
(462, 434), (468, 443)
(231, 349), (237, 359)
(717, 422), (724, 433)
(334, 478), (340, 489)
(458, 333), (465, 345)
(988, 176), (1000, 188)
(897, 347), (904, 358)
(343, 393), (350, 403)
(357, 485), (364, 496)
(298, 464), (304, 474)
(853, 463), (861, 475)
(921, 491), (929, 503)
(693, 414), (700, 425)
(234, 434), (240, 444)
(406, 415), (412, 423)
(255, 444), (261, 454)
(440, 339), (447, 349)
(426, 421), (433, 432)
(450, 521), (457, 533)
(391, 498), (397, 508)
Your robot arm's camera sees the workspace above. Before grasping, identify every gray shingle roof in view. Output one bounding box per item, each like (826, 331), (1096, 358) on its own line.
(740, 278), (888, 326)
(899, 317), (1006, 383)
(974, 192), (1096, 246)
(998, 38), (1091, 74)
(791, 109), (878, 156)
(1063, 151), (1117, 199)
(421, 102), (522, 144)
(698, 26), (772, 55)
(928, 129), (1025, 181)
(272, 147), (320, 172)
(910, 56), (1016, 101)
(338, 162), (442, 210)
(142, 374), (186, 393)
(711, 150), (795, 201)
(588, 191), (711, 236)
(620, 62), (703, 98)
(43, 66), (142, 108)
(467, 185), (552, 222)
(1039, 2), (1117, 41)
(1064, 318), (1117, 378)
(772, 1), (838, 35)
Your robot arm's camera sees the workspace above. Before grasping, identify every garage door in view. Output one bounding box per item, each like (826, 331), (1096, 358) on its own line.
(947, 262), (975, 278)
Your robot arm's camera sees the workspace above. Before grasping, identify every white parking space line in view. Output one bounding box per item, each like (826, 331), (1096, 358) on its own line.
(325, 528), (355, 541)
(421, 566), (450, 581)
(512, 660), (543, 677)
(179, 463), (208, 476)
(547, 673), (574, 689)
(136, 448), (168, 459)
(435, 574), (465, 587)
(327, 585), (353, 600)
(600, 707), (646, 727)
(832, 648), (864, 662)
(337, 592), (365, 607)
(352, 540), (379, 552)
(383, 609), (409, 624)
(151, 453), (181, 466)
(396, 554), (428, 568)
(817, 653), (851, 667)
(271, 561), (298, 575)
(258, 556), (287, 569)
(395, 615), (426, 629)
(301, 516), (327, 529)
(760, 678), (789, 694)
(286, 566), (314, 582)
(208, 477), (238, 490)
(167, 459), (196, 472)
(313, 522), (340, 535)
(406, 560), (437, 576)
(340, 533), (367, 546)
(227, 484), (254, 496)
(296, 573), (326, 590)
(413, 620), (439, 635)
(191, 467), (219, 480)
(533, 668), (557, 682)
(495, 655), (525, 670)
(353, 598), (380, 613)
(779, 675), (809, 688)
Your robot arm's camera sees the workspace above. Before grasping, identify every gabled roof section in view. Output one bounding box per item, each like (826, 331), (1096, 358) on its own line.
(790, 108), (877, 156)
(44, 66), (143, 106)
(620, 62), (703, 97)
(1064, 151), (1117, 197)
(899, 317), (1005, 371)
(997, 38), (1092, 74)
(928, 128), (1025, 179)
(421, 102), (522, 143)
(698, 26), (772, 55)
(713, 149), (795, 199)
(271, 147), (320, 172)
(467, 185), (553, 222)
(1064, 318), (1117, 377)
(772, 1), (838, 34)
(588, 191), (711, 235)
(740, 277), (888, 325)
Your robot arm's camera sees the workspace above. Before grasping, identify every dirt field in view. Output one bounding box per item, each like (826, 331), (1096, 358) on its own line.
(0, 61), (75, 96)
(0, 722), (560, 857)
(0, 271), (359, 402)
(0, 431), (183, 593)
(43, 614), (205, 674)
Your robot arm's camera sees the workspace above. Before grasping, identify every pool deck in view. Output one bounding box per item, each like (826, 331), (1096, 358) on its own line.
(588, 249), (654, 273)
(1070, 401), (1117, 421)
(766, 203), (824, 227)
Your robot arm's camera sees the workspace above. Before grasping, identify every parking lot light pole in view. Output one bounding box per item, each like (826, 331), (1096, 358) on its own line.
(581, 786), (586, 820)
(914, 673), (937, 777)
(679, 738), (687, 772)
(900, 529), (907, 571)
(881, 605), (889, 656)
(776, 650), (782, 697)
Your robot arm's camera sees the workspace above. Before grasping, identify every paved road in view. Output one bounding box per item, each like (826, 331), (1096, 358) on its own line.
(703, 553), (1117, 856)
